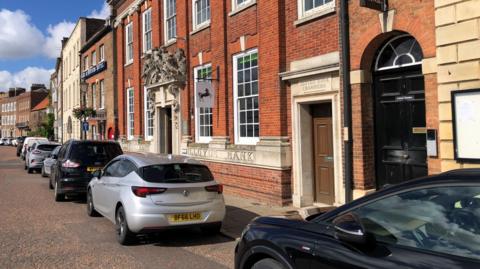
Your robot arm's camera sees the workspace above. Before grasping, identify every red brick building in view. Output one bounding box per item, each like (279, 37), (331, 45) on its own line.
(80, 24), (117, 141)
(347, 0), (437, 198)
(108, 0), (341, 206)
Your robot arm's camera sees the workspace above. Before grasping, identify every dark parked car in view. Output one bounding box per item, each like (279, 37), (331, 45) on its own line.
(50, 140), (123, 201)
(235, 169), (480, 269)
(16, 136), (26, 156)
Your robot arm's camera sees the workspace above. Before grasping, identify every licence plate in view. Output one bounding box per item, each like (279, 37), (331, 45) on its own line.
(168, 212), (202, 223)
(87, 167), (100, 172)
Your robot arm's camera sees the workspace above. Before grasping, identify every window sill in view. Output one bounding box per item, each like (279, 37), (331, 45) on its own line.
(229, 1), (257, 17)
(190, 23), (210, 36)
(124, 61), (133, 67)
(164, 39), (176, 47)
(294, 7), (336, 27)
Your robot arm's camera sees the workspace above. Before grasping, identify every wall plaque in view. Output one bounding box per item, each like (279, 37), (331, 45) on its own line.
(451, 89), (480, 162)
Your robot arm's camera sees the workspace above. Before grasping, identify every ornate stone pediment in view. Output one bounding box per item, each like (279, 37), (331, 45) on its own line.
(142, 47), (187, 87)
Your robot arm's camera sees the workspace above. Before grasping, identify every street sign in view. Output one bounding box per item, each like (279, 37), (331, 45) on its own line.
(82, 121), (89, 132)
(360, 0), (388, 12)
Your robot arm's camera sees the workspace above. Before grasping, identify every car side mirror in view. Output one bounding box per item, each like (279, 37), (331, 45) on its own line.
(93, 170), (103, 179)
(333, 212), (367, 245)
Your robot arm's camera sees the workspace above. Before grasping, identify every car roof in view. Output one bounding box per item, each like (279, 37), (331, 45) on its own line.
(68, 139), (119, 145)
(121, 153), (203, 168)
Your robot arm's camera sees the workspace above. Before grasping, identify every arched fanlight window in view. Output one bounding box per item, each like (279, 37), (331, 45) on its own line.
(375, 35), (423, 71)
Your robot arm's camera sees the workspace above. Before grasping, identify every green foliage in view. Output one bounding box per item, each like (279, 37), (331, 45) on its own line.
(73, 107), (96, 120)
(27, 113), (55, 139)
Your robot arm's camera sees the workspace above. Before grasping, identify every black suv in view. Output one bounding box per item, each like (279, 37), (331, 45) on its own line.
(50, 140), (123, 201)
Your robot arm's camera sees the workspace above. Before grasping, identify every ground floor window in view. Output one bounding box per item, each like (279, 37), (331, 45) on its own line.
(234, 49), (259, 145)
(126, 88), (134, 140)
(194, 64), (213, 143)
(144, 88), (154, 140)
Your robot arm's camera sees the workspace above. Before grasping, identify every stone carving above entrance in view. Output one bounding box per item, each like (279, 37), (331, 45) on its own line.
(142, 47), (187, 112)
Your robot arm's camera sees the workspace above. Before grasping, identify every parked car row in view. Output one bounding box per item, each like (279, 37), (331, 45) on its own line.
(1, 136), (25, 147)
(18, 138), (226, 246)
(12, 137), (480, 268)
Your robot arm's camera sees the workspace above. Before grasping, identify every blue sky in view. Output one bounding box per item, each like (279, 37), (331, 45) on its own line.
(0, 0), (109, 90)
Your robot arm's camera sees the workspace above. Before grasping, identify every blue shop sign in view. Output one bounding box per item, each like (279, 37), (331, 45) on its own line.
(81, 61), (107, 80)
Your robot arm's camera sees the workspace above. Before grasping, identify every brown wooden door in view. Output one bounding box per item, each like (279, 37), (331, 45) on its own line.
(313, 104), (335, 205)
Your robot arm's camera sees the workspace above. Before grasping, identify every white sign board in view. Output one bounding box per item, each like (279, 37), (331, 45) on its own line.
(452, 89), (480, 161)
(196, 81), (214, 108)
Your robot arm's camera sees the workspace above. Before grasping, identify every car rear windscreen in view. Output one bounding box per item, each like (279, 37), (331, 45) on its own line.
(70, 143), (123, 166)
(140, 164), (214, 183)
(37, 144), (59, 151)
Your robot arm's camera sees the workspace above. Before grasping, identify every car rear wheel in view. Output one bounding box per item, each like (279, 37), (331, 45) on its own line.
(27, 167), (33, 174)
(200, 222), (222, 235)
(252, 258), (286, 269)
(116, 206), (135, 245)
(54, 181), (65, 202)
(86, 190), (100, 217)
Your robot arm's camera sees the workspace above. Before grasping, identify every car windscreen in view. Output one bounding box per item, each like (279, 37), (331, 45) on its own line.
(139, 164), (214, 183)
(37, 144), (59, 151)
(69, 143), (123, 166)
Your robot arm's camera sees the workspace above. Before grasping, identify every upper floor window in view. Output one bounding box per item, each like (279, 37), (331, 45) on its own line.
(99, 45), (105, 62)
(299, 0), (335, 19)
(84, 56), (89, 71)
(164, 0), (177, 42)
(193, 0), (210, 29)
(92, 50), (97, 66)
(125, 23), (134, 64)
(232, 0), (254, 11)
(233, 49), (259, 145)
(142, 8), (152, 52)
(92, 83), (97, 109)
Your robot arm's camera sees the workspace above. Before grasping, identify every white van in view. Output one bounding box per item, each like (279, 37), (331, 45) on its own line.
(21, 137), (48, 160)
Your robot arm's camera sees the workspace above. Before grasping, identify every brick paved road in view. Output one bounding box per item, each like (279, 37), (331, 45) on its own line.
(0, 146), (235, 269)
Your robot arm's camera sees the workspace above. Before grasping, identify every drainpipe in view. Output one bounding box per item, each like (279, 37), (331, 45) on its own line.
(340, 0), (353, 203)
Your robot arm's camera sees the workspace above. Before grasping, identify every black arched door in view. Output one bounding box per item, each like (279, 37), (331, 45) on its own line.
(373, 36), (428, 187)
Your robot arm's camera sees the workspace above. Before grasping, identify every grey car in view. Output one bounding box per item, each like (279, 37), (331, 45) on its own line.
(87, 153), (226, 245)
(42, 145), (61, 177)
(25, 142), (61, 173)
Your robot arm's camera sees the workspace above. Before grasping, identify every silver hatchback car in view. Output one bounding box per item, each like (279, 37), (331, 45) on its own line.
(87, 153), (226, 245)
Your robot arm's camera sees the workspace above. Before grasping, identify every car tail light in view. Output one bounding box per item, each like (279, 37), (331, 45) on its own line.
(205, 184), (223, 194)
(32, 150), (41, 154)
(131, 186), (167, 198)
(62, 160), (80, 168)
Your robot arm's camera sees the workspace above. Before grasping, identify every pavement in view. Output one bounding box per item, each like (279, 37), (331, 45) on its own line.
(0, 146), (299, 268)
(221, 195), (301, 239)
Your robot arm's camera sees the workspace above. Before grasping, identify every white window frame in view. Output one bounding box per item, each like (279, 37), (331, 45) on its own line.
(92, 83), (97, 109)
(298, 0), (335, 19)
(231, 0), (254, 11)
(142, 8), (152, 53)
(99, 80), (105, 109)
(84, 56), (89, 71)
(92, 50), (97, 66)
(126, 87), (135, 140)
(194, 64), (213, 143)
(164, 0), (177, 43)
(99, 45), (105, 62)
(192, 0), (210, 30)
(125, 23), (134, 64)
(143, 87), (154, 141)
(233, 49), (260, 145)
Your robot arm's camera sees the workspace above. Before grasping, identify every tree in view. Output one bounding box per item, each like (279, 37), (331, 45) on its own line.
(72, 107), (96, 140)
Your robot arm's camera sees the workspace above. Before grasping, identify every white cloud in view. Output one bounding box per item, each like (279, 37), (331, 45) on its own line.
(0, 9), (44, 59)
(0, 67), (54, 90)
(43, 21), (76, 59)
(88, 3), (111, 19)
